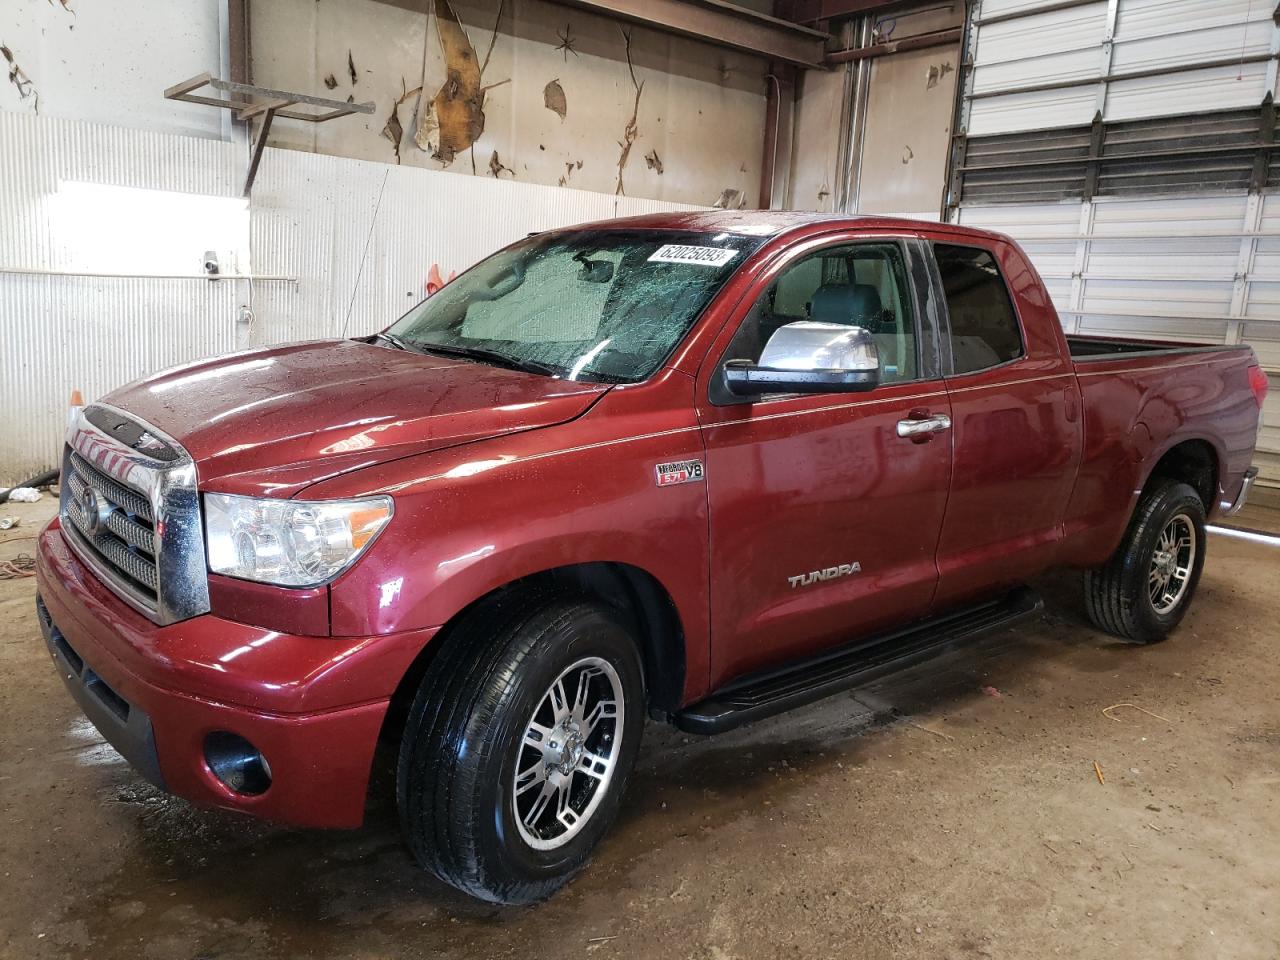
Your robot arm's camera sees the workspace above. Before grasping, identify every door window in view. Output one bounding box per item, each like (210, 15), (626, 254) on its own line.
(724, 242), (919, 384)
(933, 244), (1024, 374)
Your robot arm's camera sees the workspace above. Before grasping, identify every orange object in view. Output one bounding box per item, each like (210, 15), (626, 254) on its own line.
(425, 263), (456, 296)
(69, 389), (83, 407)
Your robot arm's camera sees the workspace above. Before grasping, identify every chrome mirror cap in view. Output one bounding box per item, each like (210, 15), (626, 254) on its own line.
(724, 322), (881, 398)
(758, 321), (880, 373)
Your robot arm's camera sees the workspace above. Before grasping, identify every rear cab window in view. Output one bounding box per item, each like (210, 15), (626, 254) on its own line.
(933, 243), (1025, 375)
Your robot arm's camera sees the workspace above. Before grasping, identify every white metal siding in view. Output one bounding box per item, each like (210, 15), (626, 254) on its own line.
(967, 0), (1277, 135)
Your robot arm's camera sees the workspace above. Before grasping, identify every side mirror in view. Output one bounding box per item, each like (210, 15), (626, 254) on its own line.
(723, 321), (880, 397)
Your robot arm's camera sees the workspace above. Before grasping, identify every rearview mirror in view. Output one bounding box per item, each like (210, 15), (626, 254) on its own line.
(723, 321), (880, 397)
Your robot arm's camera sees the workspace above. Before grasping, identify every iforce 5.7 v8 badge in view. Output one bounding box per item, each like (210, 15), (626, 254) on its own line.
(654, 459), (705, 486)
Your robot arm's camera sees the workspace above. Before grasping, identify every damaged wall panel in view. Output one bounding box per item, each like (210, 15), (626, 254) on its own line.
(250, 0), (767, 207)
(787, 64), (845, 212)
(787, 0), (962, 217)
(856, 43), (958, 217)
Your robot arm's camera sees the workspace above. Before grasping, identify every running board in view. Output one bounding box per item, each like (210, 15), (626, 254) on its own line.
(674, 587), (1043, 735)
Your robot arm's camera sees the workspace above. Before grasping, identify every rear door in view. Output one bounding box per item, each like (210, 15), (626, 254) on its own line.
(929, 240), (1082, 608)
(695, 234), (953, 688)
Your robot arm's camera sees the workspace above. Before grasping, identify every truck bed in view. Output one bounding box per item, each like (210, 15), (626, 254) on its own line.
(1066, 334), (1244, 360)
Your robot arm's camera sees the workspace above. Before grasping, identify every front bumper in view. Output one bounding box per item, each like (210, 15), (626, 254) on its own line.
(36, 521), (437, 829)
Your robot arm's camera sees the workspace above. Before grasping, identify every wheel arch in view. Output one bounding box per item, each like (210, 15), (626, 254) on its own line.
(1140, 437), (1220, 513)
(376, 561), (688, 758)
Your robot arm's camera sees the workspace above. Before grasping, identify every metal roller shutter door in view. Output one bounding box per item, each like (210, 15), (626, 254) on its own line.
(949, 0), (1280, 488)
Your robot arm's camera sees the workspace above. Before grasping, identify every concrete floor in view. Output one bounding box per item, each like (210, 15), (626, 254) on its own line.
(1, 496), (1278, 960)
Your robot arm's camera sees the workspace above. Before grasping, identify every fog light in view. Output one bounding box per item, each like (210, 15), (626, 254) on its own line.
(204, 731), (272, 796)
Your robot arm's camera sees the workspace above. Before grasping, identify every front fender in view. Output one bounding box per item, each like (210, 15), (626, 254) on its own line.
(311, 372), (712, 702)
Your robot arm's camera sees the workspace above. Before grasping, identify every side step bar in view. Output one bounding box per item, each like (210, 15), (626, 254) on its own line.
(674, 587), (1043, 735)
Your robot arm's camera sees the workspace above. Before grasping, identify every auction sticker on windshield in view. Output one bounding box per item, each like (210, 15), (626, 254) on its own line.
(647, 244), (739, 268)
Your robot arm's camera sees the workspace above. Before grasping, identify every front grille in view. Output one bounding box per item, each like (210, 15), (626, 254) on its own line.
(60, 404), (210, 625)
(63, 451), (160, 601)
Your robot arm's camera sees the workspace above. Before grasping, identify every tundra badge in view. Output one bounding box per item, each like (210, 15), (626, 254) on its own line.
(655, 459), (705, 486)
(788, 563), (861, 589)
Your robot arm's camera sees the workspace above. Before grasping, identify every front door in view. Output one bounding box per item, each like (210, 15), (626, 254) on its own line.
(695, 235), (953, 689)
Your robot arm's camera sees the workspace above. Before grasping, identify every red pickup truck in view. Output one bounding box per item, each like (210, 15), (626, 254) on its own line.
(36, 211), (1266, 904)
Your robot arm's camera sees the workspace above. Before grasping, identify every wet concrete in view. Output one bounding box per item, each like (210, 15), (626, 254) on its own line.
(1, 496), (1278, 959)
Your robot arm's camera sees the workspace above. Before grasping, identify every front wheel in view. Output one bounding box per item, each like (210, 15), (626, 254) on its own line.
(1083, 480), (1207, 643)
(396, 595), (645, 904)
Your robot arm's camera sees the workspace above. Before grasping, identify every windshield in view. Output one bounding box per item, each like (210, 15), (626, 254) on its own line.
(384, 229), (766, 383)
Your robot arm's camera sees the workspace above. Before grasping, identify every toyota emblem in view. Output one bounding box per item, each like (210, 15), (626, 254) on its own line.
(81, 485), (103, 536)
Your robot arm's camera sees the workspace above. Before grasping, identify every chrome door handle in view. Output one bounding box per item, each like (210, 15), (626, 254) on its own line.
(896, 414), (951, 438)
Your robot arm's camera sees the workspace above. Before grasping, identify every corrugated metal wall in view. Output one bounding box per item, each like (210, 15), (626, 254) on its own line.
(0, 113), (698, 483)
(0, 113), (243, 483)
(952, 0), (1280, 486)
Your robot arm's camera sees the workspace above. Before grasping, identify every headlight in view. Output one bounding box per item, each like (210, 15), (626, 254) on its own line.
(204, 493), (393, 587)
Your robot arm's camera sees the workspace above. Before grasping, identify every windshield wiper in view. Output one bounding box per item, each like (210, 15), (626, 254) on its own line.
(419, 344), (560, 378)
(368, 331), (415, 352)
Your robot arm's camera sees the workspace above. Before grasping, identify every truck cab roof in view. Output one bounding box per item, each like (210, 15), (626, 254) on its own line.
(560, 210), (1012, 246)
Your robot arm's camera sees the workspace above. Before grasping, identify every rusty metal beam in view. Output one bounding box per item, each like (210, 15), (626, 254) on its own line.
(826, 26), (961, 63)
(552, 0), (830, 68)
(227, 0), (251, 86)
(242, 106), (277, 198)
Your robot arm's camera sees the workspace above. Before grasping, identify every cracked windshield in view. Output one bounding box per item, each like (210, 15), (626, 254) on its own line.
(385, 229), (767, 383)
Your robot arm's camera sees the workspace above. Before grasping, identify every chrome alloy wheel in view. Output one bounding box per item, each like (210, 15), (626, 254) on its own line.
(512, 657), (624, 851)
(1149, 513), (1196, 615)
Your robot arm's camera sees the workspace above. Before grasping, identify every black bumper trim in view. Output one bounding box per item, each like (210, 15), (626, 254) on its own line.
(36, 594), (166, 789)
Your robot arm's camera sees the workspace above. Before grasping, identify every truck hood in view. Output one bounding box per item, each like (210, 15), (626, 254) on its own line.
(104, 339), (608, 497)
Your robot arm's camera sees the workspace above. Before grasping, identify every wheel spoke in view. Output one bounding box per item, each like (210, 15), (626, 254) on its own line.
(571, 668), (592, 721)
(578, 748), (612, 782)
(548, 678), (570, 723)
(523, 721), (553, 752)
(583, 698), (618, 737)
(523, 779), (557, 831)
(556, 779), (580, 831)
(514, 760), (547, 797)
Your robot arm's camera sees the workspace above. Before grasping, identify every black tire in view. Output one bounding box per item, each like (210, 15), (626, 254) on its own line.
(396, 593), (645, 905)
(1083, 480), (1207, 644)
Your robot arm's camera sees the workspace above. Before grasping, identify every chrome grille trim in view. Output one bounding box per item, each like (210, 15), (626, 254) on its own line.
(69, 451), (153, 522)
(60, 404), (210, 625)
(64, 498), (159, 590)
(64, 469), (157, 556)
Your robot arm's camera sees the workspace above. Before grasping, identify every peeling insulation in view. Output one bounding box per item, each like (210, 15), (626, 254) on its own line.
(613, 29), (643, 196)
(2, 44), (38, 111)
(249, 0), (767, 207)
(418, 0), (497, 165)
(543, 79), (566, 120)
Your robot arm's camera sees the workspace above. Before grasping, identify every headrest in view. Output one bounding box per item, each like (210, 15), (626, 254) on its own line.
(807, 283), (883, 325)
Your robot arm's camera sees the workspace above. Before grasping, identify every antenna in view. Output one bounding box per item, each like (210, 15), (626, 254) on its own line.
(342, 169), (391, 337)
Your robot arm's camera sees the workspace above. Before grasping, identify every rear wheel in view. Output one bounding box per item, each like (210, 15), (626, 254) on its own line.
(1083, 480), (1207, 643)
(396, 594), (645, 904)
